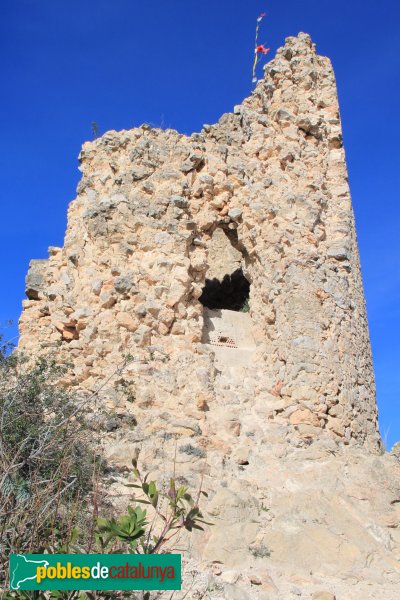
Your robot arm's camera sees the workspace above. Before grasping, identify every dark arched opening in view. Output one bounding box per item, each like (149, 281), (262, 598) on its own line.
(199, 268), (250, 312)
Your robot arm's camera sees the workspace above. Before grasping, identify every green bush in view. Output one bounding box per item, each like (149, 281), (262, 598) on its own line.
(0, 334), (211, 600)
(0, 338), (98, 583)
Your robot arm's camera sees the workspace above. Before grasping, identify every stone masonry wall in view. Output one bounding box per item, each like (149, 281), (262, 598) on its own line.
(19, 33), (381, 456)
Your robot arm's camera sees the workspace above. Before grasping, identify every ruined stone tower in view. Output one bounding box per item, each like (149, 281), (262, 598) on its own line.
(18, 33), (400, 600)
(19, 33), (381, 452)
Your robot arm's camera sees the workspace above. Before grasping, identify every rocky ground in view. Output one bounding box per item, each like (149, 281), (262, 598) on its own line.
(101, 356), (400, 600)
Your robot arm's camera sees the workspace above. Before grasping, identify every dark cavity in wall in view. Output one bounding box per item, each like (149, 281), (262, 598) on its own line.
(199, 268), (250, 312)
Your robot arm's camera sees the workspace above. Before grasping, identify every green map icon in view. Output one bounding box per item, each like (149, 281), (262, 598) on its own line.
(9, 553), (181, 591)
(10, 554), (49, 590)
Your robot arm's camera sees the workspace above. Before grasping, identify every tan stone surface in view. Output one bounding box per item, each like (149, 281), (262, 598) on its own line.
(17, 33), (400, 599)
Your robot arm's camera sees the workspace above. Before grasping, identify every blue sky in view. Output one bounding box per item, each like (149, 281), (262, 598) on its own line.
(1, 1), (399, 448)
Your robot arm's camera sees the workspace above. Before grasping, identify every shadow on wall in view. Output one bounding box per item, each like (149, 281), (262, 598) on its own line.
(199, 268), (250, 312)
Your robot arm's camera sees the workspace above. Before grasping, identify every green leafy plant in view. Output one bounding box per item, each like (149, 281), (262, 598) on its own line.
(0, 343), (100, 590)
(98, 460), (211, 555)
(3, 460), (211, 600)
(96, 505), (148, 553)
